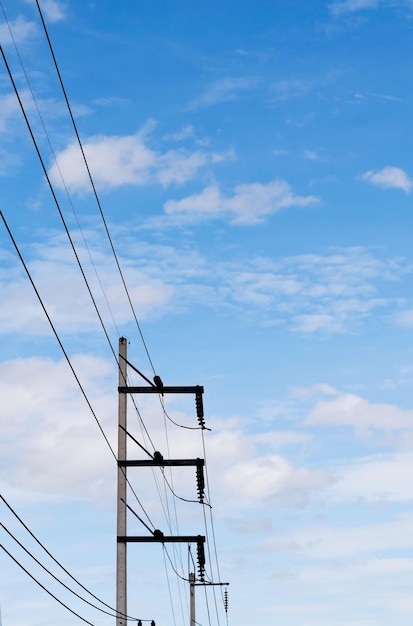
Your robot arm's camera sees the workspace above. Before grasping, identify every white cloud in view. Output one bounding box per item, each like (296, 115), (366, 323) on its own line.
(272, 77), (315, 100)
(0, 93), (24, 133)
(330, 452), (413, 504)
(48, 130), (230, 192)
(0, 355), (117, 499)
(0, 16), (37, 45)
(289, 383), (338, 398)
(253, 430), (313, 449)
(220, 455), (331, 507)
(329, 0), (380, 17)
(303, 149), (319, 161)
(0, 89), (76, 135)
(306, 390), (413, 435)
(23, 0), (67, 22)
(393, 308), (413, 327)
(164, 180), (318, 225)
(49, 133), (156, 191)
(274, 511), (413, 559)
(361, 166), (412, 194)
(157, 149), (208, 186)
(0, 355), (330, 512)
(41, 0), (67, 22)
(189, 76), (260, 108)
(0, 147), (22, 175)
(218, 247), (410, 332)
(1, 229), (410, 339)
(163, 125), (195, 141)
(0, 230), (174, 335)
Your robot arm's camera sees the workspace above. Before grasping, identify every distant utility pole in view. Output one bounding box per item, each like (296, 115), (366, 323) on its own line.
(116, 337), (128, 626)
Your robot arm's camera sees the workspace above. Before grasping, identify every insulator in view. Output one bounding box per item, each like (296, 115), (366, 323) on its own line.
(153, 450), (164, 464)
(195, 388), (205, 427)
(153, 375), (163, 389)
(197, 539), (205, 582)
(224, 589), (228, 613)
(196, 462), (205, 503)
(151, 622), (156, 626)
(138, 621), (142, 626)
(195, 389), (204, 417)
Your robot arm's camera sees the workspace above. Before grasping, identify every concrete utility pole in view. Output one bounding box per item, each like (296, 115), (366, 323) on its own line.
(116, 345), (210, 625)
(189, 572), (196, 626)
(116, 337), (128, 626)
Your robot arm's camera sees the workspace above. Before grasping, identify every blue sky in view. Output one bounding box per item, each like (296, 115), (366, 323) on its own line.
(2, 1), (413, 625)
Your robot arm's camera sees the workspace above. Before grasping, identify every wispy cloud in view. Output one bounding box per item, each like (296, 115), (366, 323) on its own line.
(361, 166), (412, 193)
(164, 180), (318, 225)
(24, 0), (67, 23)
(220, 247), (411, 333)
(272, 77), (315, 100)
(0, 16), (38, 45)
(163, 125), (195, 141)
(41, 0), (67, 22)
(1, 231), (410, 338)
(188, 76), (260, 109)
(393, 308), (413, 327)
(329, 0), (380, 17)
(0, 230), (174, 335)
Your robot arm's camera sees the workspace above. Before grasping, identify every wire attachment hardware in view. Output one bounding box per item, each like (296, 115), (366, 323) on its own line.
(197, 538), (206, 582)
(195, 386), (205, 428)
(196, 460), (205, 503)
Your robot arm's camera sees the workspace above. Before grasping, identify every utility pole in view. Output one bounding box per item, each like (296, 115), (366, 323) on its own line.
(116, 342), (217, 625)
(116, 337), (128, 626)
(189, 572), (196, 626)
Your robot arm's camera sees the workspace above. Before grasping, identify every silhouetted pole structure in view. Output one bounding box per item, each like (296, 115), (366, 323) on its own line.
(116, 345), (209, 625)
(190, 572), (196, 626)
(117, 337), (128, 626)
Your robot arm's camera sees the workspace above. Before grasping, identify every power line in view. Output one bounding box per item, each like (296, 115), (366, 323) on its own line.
(0, 210), (117, 461)
(1, 17), (160, 531)
(1, 10), (226, 626)
(0, 521), (141, 621)
(0, 543), (96, 626)
(0, 494), (138, 619)
(0, 38), (118, 368)
(0, 213), (156, 532)
(0, 0), (121, 342)
(34, 0), (157, 377)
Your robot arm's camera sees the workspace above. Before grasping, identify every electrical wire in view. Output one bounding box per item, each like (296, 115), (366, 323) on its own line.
(2, 12), (227, 623)
(0, 543), (96, 626)
(163, 544), (191, 583)
(160, 387), (195, 623)
(0, 210), (117, 461)
(0, 522), (141, 621)
(162, 543), (178, 626)
(202, 431), (225, 624)
(0, 213), (155, 534)
(0, 0), (121, 343)
(34, 0), (157, 377)
(0, 494), (138, 619)
(160, 468), (211, 506)
(1, 3), (159, 532)
(0, 38), (118, 368)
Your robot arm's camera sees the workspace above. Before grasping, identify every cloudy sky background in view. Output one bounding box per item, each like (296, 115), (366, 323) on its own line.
(2, 0), (413, 625)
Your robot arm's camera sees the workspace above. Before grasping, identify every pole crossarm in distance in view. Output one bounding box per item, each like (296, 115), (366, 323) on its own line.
(117, 535), (205, 543)
(118, 385), (204, 395)
(118, 458), (204, 467)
